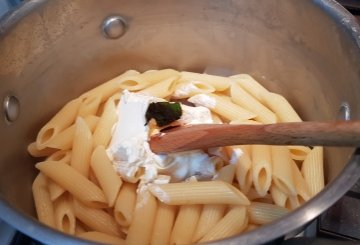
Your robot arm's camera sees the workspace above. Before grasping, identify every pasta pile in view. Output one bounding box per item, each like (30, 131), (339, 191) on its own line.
(29, 69), (325, 245)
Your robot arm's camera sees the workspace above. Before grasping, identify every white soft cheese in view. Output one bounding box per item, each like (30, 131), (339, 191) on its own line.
(106, 90), (218, 184)
(172, 83), (199, 99)
(188, 94), (216, 109)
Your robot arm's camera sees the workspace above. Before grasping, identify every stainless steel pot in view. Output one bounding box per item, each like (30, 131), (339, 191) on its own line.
(0, 0), (360, 244)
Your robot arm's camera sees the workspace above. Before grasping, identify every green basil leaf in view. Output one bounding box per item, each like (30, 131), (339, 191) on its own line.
(145, 102), (182, 127)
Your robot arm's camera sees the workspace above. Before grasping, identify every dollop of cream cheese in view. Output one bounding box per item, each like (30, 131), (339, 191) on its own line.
(188, 94), (216, 109)
(106, 90), (218, 185)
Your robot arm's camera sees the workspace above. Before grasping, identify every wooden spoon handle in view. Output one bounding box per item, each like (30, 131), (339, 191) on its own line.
(149, 121), (360, 154)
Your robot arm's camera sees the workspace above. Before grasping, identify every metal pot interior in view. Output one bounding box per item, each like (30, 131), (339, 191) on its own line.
(0, 0), (360, 244)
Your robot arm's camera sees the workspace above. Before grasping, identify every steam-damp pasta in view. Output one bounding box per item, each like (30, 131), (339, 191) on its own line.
(29, 69), (325, 244)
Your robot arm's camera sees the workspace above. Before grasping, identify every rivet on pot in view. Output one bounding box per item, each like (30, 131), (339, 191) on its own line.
(102, 15), (128, 39)
(3, 94), (20, 123)
(337, 102), (351, 121)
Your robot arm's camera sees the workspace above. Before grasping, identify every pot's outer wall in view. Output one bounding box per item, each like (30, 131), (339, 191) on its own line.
(0, 0), (360, 245)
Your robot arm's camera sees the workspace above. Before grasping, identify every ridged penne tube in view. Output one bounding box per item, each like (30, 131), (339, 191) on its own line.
(73, 199), (121, 237)
(172, 81), (216, 99)
(230, 82), (277, 123)
(199, 206), (248, 243)
(54, 194), (76, 234)
(270, 185), (289, 208)
(27, 142), (56, 157)
(246, 188), (273, 203)
(151, 202), (177, 245)
(149, 181), (250, 205)
(91, 146), (122, 207)
(114, 183), (137, 226)
(46, 150), (72, 163)
(74, 221), (87, 235)
(93, 99), (117, 147)
(248, 202), (289, 225)
(138, 75), (179, 98)
(126, 190), (157, 245)
(180, 71), (231, 91)
(261, 92), (302, 122)
(118, 69), (180, 91)
(271, 146), (296, 196)
(230, 74), (269, 102)
(192, 204), (226, 243)
(192, 165), (235, 242)
(228, 146), (253, 194)
(170, 203), (202, 245)
(71, 117), (93, 177)
(36, 98), (82, 149)
(291, 160), (310, 204)
(215, 164), (236, 183)
(36, 161), (107, 208)
(32, 173), (56, 228)
(78, 95), (102, 117)
(78, 231), (125, 245)
(46, 115), (99, 150)
(287, 146), (311, 161)
(251, 145), (272, 197)
(301, 146), (324, 197)
(80, 70), (139, 101)
(48, 180), (66, 201)
(208, 93), (256, 121)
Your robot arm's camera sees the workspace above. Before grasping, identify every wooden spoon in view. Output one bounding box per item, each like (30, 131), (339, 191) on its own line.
(149, 120), (360, 154)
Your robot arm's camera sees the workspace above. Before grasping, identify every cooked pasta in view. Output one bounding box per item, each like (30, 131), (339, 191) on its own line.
(29, 70), (325, 244)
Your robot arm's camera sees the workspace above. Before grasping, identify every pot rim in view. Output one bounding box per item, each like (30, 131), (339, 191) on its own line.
(0, 0), (360, 244)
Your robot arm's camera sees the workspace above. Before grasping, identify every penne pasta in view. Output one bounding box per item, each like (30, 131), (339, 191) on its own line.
(126, 190), (157, 245)
(207, 93), (256, 122)
(180, 71), (232, 91)
(54, 194), (76, 234)
(230, 74), (269, 102)
(114, 183), (137, 227)
(227, 146), (253, 194)
(271, 146), (296, 196)
(48, 180), (66, 201)
(251, 145), (272, 197)
(78, 95), (102, 118)
(151, 202), (177, 245)
(118, 69), (179, 91)
(172, 81), (216, 99)
(80, 70), (139, 101)
(91, 145), (122, 207)
(270, 185), (289, 208)
(261, 92), (302, 122)
(73, 199), (121, 237)
(45, 115), (99, 150)
(27, 142), (56, 157)
(170, 203), (202, 245)
(36, 161), (107, 208)
(291, 160), (310, 205)
(70, 117), (93, 177)
(248, 202), (289, 225)
(32, 173), (56, 228)
(230, 82), (277, 123)
(301, 147), (324, 197)
(46, 150), (71, 163)
(36, 98), (82, 149)
(192, 165), (235, 242)
(199, 206), (248, 243)
(287, 146), (311, 161)
(93, 99), (117, 147)
(138, 75), (179, 98)
(149, 181), (250, 205)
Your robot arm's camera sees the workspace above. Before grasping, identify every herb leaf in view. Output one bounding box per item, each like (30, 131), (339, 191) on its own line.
(145, 102), (182, 127)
